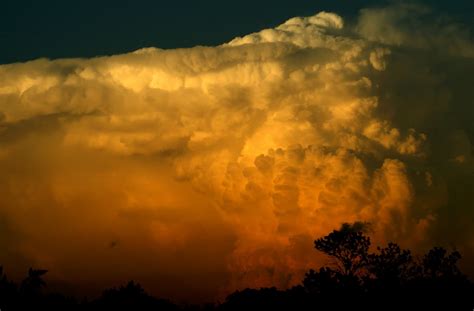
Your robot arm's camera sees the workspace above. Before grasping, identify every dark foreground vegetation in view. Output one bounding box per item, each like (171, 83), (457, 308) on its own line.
(1, 222), (473, 310)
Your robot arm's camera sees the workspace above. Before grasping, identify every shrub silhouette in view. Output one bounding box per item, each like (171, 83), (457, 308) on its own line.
(92, 281), (178, 311)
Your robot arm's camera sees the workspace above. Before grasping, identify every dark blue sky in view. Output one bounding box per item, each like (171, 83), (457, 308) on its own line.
(1, 0), (473, 64)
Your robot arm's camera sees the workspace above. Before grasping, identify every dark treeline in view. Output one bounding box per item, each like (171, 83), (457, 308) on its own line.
(1, 222), (473, 310)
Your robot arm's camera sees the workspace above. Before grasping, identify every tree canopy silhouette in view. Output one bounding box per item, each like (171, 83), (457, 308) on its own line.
(314, 222), (370, 276)
(20, 268), (48, 297)
(1, 222), (473, 310)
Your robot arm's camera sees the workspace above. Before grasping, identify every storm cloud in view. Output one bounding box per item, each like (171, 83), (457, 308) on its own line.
(0, 3), (473, 302)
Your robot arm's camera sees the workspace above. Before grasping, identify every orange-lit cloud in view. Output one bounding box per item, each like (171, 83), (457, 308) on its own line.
(0, 4), (473, 302)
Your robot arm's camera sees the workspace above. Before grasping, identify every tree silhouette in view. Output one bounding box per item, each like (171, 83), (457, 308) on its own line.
(314, 222), (370, 276)
(309, 222), (474, 310)
(0, 266), (18, 309)
(0, 222), (473, 310)
(20, 268), (48, 298)
(367, 242), (413, 284)
(422, 247), (463, 279)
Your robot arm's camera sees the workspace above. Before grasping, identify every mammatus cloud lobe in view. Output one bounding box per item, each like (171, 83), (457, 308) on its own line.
(0, 4), (473, 301)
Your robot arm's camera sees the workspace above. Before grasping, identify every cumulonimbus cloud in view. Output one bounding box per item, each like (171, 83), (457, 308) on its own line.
(0, 3), (473, 302)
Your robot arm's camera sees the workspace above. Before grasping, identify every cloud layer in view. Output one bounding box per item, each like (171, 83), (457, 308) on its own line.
(0, 4), (473, 302)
